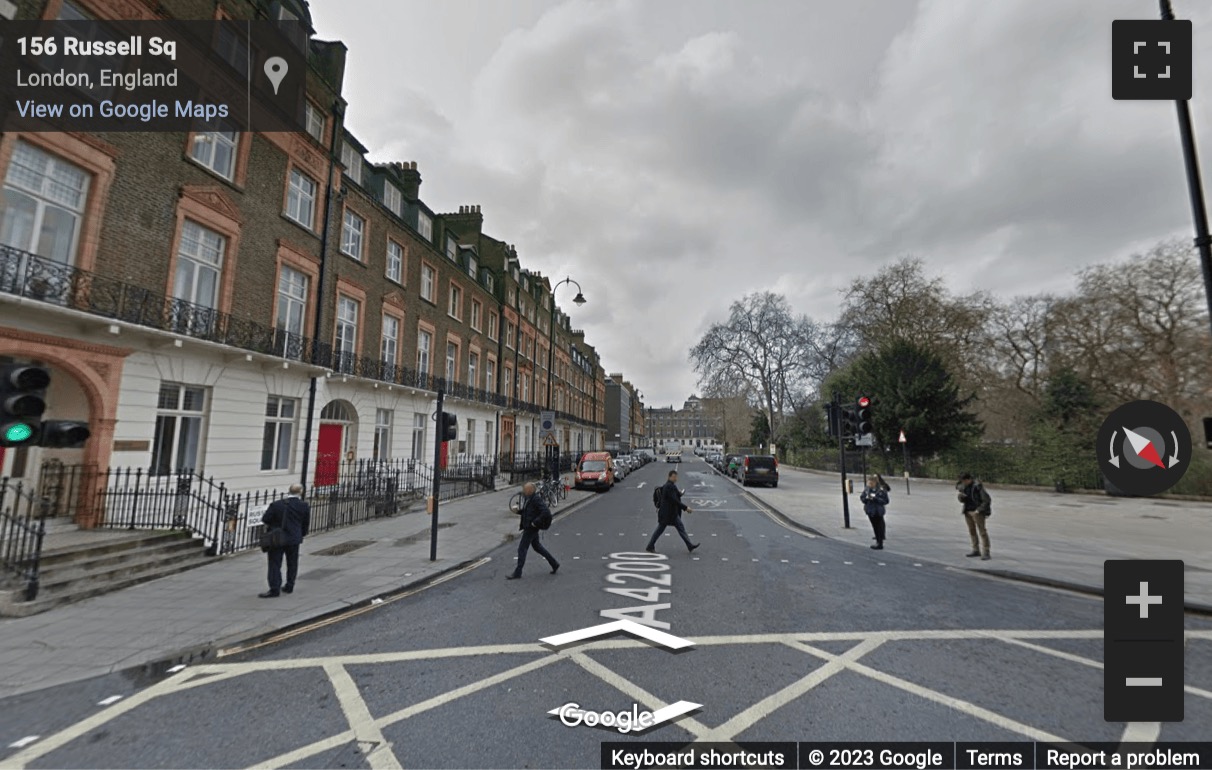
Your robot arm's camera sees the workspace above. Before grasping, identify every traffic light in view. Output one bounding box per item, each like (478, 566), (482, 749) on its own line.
(841, 407), (857, 436)
(441, 411), (458, 441)
(824, 403), (840, 438)
(0, 364), (50, 447)
(38, 420), (91, 449)
(856, 395), (873, 435)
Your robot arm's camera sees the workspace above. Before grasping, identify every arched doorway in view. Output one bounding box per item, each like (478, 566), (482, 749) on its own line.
(315, 399), (357, 487)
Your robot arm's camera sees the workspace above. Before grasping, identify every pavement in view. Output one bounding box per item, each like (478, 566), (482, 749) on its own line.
(0, 481), (595, 701)
(3, 457), (1210, 705)
(727, 463), (1212, 610)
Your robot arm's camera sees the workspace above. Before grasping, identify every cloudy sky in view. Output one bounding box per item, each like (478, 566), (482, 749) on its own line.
(309, 0), (1212, 407)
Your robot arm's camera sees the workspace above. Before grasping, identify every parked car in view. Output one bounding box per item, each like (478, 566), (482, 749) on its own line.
(574, 452), (616, 491)
(614, 462), (628, 480)
(740, 455), (779, 487)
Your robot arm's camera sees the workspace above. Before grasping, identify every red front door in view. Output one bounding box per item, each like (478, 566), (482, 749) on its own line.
(315, 423), (343, 486)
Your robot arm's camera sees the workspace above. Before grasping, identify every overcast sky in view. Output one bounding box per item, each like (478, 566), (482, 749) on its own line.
(308, 0), (1212, 407)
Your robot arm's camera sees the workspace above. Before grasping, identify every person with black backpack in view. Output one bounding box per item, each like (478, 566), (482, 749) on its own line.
(507, 481), (559, 579)
(957, 472), (992, 560)
(646, 470), (698, 554)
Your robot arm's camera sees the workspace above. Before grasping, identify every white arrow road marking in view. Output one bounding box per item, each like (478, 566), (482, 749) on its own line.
(648, 700), (703, 726)
(1169, 431), (1181, 467)
(636, 482), (646, 488)
(9, 736), (39, 749)
(540, 619), (694, 650)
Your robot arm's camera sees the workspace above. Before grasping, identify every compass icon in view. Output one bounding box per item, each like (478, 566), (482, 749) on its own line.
(1097, 400), (1190, 496)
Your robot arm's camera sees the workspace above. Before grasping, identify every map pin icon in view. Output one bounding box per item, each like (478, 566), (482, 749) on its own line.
(264, 56), (288, 95)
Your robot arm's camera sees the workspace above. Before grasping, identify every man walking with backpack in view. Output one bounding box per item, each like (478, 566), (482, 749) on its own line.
(507, 481), (559, 579)
(957, 472), (992, 560)
(646, 470), (698, 553)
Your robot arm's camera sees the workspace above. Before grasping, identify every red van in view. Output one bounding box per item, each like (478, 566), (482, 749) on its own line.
(574, 452), (615, 492)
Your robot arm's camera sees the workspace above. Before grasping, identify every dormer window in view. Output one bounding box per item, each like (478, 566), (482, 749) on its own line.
(383, 185), (402, 217)
(445, 235), (457, 261)
(341, 142), (362, 185)
(467, 256), (477, 278)
(417, 211), (433, 240)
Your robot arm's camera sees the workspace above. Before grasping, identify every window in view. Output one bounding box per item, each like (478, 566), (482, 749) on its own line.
(488, 313), (499, 341)
(417, 329), (432, 376)
(285, 168), (316, 229)
(0, 141), (89, 264)
(505, 322), (515, 349)
(341, 142), (362, 185)
(411, 413), (427, 460)
(190, 128), (239, 180)
(467, 256), (477, 278)
(275, 265), (308, 359)
(484, 273), (495, 292)
(504, 366), (513, 397)
(151, 383), (206, 475)
(468, 352), (479, 390)
(374, 408), (393, 461)
(215, 23), (250, 78)
(386, 241), (403, 283)
(470, 301), (482, 331)
(383, 185), (403, 218)
(304, 102), (325, 143)
(335, 295), (359, 373)
(448, 284), (462, 319)
(467, 419), (476, 456)
(261, 396), (296, 471)
(486, 359), (496, 393)
(445, 342), (458, 383)
(341, 209), (364, 260)
(485, 421), (494, 456)
(445, 235), (457, 261)
(522, 375), (529, 402)
(421, 264), (435, 302)
(507, 287), (516, 306)
(172, 221), (225, 333)
(53, 2), (120, 99)
(381, 314), (399, 369)
(417, 212), (433, 240)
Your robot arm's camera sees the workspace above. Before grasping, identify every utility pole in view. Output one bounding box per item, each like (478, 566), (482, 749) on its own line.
(429, 388), (444, 561)
(834, 392), (850, 528)
(1161, 1), (1212, 336)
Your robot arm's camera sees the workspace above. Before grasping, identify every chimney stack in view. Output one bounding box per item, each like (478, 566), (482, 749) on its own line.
(393, 161), (421, 199)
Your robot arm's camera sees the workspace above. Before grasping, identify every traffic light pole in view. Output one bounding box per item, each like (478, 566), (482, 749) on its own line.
(834, 392), (851, 528)
(430, 388), (444, 562)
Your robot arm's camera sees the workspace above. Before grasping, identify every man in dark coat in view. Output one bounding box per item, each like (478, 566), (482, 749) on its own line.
(646, 470), (698, 553)
(860, 476), (889, 549)
(259, 483), (311, 598)
(957, 472), (992, 560)
(507, 482), (559, 579)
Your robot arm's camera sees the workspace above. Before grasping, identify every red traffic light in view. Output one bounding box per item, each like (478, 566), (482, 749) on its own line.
(857, 396), (871, 408)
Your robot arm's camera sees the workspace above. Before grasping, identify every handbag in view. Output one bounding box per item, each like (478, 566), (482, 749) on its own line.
(259, 502), (288, 550)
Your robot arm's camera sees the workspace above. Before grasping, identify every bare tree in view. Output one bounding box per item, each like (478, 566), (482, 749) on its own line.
(987, 294), (1056, 402)
(689, 292), (819, 442)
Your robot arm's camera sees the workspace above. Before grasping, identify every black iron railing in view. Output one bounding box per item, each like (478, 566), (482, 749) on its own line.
(0, 245), (605, 428)
(0, 478), (49, 601)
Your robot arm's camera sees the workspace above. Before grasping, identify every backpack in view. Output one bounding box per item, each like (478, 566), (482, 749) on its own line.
(536, 508), (553, 530)
(652, 486), (663, 509)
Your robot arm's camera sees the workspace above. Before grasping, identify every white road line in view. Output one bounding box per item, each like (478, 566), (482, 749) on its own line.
(984, 634), (1103, 669)
(790, 641), (1069, 743)
(781, 560), (789, 563)
(568, 652), (712, 739)
(698, 638), (885, 741)
(914, 563), (922, 567)
(7, 737), (38, 749)
(844, 561), (853, 565)
(324, 663), (402, 769)
(1120, 722), (1161, 748)
(811, 560), (820, 564)
(166, 664), (186, 673)
(97, 695), (122, 706)
(256, 655), (563, 768)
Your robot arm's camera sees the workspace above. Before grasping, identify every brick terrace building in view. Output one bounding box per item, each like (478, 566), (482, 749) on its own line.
(0, 0), (616, 525)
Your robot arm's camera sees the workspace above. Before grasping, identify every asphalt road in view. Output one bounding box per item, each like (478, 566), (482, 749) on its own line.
(3, 456), (1211, 769)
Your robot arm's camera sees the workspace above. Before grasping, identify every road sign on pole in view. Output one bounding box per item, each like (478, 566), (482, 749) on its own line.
(855, 434), (874, 447)
(899, 430), (907, 443)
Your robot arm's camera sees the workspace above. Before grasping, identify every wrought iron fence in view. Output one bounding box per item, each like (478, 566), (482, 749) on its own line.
(0, 478), (49, 601)
(499, 451), (579, 484)
(0, 245), (605, 428)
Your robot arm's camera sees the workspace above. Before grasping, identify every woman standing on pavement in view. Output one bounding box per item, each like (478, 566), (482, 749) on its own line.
(861, 476), (889, 550)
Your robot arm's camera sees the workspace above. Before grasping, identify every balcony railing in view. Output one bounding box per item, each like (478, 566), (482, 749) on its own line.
(0, 245), (604, 427)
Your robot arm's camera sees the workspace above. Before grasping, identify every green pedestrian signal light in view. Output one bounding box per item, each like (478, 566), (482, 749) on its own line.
(1, 364), (50, 448)
(3, 422), (34, 444)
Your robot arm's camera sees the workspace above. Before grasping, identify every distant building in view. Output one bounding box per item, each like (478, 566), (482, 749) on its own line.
(647, 396), (720, 448)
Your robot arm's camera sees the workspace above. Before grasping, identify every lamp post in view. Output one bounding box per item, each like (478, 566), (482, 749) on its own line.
(547, 277), (585, 478)
(1160, 1), (1212, 335)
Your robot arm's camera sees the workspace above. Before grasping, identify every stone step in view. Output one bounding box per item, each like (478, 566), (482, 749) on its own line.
(36, 537), (206, 583)
(32, 530), (193, 568)
(36, 540), (211, 594)
(10, 554), (214, 617)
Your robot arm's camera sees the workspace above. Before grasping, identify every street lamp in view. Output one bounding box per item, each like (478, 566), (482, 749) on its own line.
(1160, 1), (1212, 336)
(547, 276), (586, 478)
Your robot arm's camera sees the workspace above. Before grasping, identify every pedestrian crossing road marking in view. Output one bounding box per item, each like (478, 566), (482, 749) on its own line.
(5, 629), (1211, 769)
